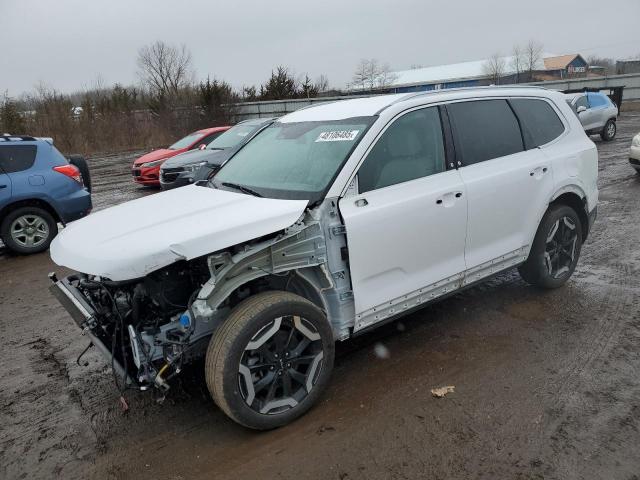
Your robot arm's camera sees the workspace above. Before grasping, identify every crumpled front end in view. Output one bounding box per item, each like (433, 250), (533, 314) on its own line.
(48, 258), (215, 393)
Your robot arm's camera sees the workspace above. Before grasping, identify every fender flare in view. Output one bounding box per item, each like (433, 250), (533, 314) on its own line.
(0, 195), (63, 224)
(549, 184), (588, 204)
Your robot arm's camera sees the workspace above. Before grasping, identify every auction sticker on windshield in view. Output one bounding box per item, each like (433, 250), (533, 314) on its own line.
(316, 130), (360, 142)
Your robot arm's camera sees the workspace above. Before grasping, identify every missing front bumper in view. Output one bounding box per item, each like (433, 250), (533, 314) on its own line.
(48, 273), (136, 386)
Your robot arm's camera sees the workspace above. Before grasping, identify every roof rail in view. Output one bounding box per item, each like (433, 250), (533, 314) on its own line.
(0, 134), (38, 142)
(393, 84), (550, 105)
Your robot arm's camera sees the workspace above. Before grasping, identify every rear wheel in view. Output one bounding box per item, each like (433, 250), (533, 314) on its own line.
(519, 205), (583, 289)
(600, 119), (616, 141)
(0, 206), (57, 254)
(205, 291), (334, 430)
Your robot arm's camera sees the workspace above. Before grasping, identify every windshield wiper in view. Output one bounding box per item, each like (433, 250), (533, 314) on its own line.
(221, 182), (263, 197)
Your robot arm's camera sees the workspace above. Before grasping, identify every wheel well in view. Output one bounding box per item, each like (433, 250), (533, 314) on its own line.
(550, 192), (589, 240)
(0, 199), (61, 227)
(223, 271), (326, 313)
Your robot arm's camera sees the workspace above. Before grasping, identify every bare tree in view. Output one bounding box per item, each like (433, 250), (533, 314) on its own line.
(524, 40), (543, 82)
(483, 53), (506, 85)
(352, 59), (370, 91)
(587, 56), (616, 75)
(376, 62), (398, 88)
(364, 59), (381, 90)
(352, 59), (397, 91)
(510, 45), (526, 83)
(315, 74), (330, 93)
(137, 41), (193, 100)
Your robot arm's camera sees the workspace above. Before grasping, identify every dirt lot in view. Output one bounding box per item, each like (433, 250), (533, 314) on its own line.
(1, 116), (640, 480)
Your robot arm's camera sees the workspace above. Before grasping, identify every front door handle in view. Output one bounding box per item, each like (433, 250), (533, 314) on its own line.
(354, 198), (368, 207)
(0, 184), (7, 189)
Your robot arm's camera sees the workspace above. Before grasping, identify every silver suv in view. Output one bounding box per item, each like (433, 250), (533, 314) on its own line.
(565, 91), (618, 141)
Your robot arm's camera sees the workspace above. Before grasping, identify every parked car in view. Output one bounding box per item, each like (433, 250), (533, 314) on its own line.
(49, 87), (597, 429)
(160, 118), (276, 190)
(630, 132), (640, 174)
(0, 135), (92, 254)
(565, 91), (618, 141)
(131, 127), (230, 187)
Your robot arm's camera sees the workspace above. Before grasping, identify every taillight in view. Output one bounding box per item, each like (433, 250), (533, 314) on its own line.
(53, 164), (82, 183)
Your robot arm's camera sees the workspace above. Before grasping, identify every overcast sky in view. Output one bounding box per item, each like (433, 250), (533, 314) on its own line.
(1, 0), (639, 97)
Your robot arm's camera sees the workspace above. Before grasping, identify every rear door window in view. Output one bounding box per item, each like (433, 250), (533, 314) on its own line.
(0, 145), (37, 173)
(447, 99), (524, 165)
(510, 98), (565, 148)
(587, 93), (607, 108)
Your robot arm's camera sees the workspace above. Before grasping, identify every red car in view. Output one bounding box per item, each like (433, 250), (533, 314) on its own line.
(132, 127), (230, 186)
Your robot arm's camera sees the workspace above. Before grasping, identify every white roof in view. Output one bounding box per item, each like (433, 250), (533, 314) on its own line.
(387, 53), (557, 88)
(280, 94), (411, 122)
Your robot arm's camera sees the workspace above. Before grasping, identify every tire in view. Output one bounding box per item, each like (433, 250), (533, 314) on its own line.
(600, 119), (616, 142)
(518, 204), (583, 289)
(0, 206), (58, 254)
(205, 291), (335, 430)
(67, 155), (92, 192)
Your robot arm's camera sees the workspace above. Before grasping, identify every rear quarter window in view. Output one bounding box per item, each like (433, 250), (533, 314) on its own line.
(510, 98), (565, 148)
(0, 145), (37, 173)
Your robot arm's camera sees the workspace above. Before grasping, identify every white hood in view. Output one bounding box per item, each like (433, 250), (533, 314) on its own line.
(50, 185), (308, 280)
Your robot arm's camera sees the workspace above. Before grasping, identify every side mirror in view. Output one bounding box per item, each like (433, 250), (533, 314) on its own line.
(577, 106), (587, 114)
(198, 144), (207, 150)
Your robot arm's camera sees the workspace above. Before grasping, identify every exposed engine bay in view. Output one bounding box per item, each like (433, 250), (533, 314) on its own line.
(55, 260), (215, 393)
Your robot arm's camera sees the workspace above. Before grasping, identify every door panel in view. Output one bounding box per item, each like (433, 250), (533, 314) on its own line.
(340, 169), (467, 315)
(578, 110), (596, 131)
(0, 172), (11, 204)
(458, 148), (554, 269)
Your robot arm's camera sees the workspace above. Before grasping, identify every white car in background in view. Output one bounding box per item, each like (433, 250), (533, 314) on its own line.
(49, 86), (598, 430)
(630, 132), (640, 174)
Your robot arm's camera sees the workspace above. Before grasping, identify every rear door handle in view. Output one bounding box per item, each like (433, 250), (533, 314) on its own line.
(530, 167), (548, 177)
(354, 198), (368, 207)
(436, 191), (463, 206)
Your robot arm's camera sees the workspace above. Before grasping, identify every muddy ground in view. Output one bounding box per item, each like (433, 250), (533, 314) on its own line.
(1, 116), (640, 480)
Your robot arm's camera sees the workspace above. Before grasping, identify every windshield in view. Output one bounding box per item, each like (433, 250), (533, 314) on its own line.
(207, 124), (261, 150)
(213, 117), (375, 201)
(169, 132), (204, 150)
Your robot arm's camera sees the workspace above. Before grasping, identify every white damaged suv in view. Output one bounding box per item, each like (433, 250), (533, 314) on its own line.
(49, 87), (598, 429)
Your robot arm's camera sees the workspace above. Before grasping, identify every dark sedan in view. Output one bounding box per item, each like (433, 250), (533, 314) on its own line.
(159, 117), (276, 190)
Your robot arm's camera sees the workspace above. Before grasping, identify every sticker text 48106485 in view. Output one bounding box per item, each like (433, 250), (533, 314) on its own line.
(315, 130), (360, 142)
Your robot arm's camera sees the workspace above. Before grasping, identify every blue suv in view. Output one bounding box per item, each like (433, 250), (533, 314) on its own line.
(0, 135), (92, 254)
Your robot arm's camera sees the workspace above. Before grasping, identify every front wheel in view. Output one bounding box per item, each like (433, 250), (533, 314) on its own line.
(600, 119), (616, 141)
(519, 205), (583, 289)
(205, 291), (335, 430)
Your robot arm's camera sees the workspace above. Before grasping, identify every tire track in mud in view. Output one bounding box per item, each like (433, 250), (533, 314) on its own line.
(537, 136), (640, 477)
(0, 335), (99, 479)
(85, 150), (154, 211)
